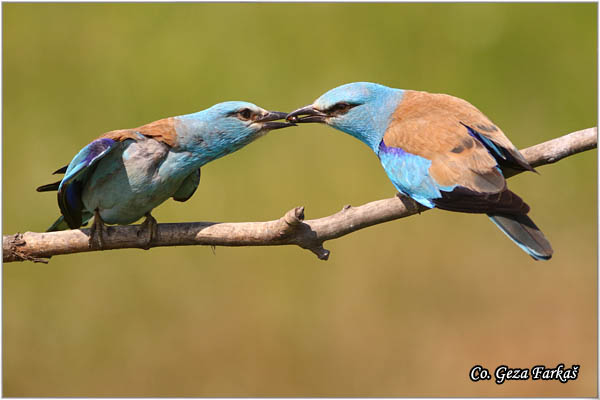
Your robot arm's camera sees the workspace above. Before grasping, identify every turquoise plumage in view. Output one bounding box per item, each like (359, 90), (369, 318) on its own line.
(287, 82), (553, 260)
(38, 101), (293, 247)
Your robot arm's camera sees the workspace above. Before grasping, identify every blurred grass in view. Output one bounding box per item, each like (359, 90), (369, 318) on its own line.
(2, 3), (597, 397)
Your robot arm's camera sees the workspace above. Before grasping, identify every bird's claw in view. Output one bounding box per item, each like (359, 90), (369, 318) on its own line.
(89, 209), (107, 249)
(396, 192), (422, 214)
(138, 213), (158, 250)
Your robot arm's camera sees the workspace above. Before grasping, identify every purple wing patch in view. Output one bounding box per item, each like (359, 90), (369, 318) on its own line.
(82, 138), (116, 164)
(378, 139), (408, 156)
(58, 137), (119, 228)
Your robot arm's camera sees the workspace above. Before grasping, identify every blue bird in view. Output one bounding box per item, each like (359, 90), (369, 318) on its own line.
(287, 82), (553, 260)
(38, 101), (293, 248)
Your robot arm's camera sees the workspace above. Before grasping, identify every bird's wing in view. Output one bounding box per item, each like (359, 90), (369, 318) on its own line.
(379, 90), (530, 214)
(58, 138), (121, 228)
(392, 90), (533, 171)
(172, 169), (201, 202)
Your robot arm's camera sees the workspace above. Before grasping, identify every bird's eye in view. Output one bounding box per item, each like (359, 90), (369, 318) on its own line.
(238, 108), (253, 120)
(329, 102), (353, 114)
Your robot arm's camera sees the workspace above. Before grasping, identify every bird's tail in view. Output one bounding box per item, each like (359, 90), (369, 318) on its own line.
(36, 181), (61, 192)
(487, 213), (553, 261)
(47, 216), (69, 232)
(47, 212), (93, 232)
(46, 211), (94, 232)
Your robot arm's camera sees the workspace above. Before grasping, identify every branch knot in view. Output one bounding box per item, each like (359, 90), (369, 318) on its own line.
(277, 206), (306, 238)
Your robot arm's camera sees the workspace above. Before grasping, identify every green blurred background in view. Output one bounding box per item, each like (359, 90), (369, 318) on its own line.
(3, 3), (597, 397)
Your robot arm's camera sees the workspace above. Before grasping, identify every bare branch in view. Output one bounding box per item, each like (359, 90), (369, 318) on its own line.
(4, 127), (596, 263)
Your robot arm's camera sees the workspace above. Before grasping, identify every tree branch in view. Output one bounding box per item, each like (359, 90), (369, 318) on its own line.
(4, 127), (596, 263)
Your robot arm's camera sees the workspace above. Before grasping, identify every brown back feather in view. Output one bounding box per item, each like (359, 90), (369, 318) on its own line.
(383, 90), (529, 194)
(99, 117), (178, 147)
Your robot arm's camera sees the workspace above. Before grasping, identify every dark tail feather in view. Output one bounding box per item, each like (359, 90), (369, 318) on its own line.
(36, 180), (61, 192)
(488, 213), (553, 261)
(433, 187), (530, 215)
(47, 216), (69, 231)
(47, 213), (92, 232)
(37, 165), (68, 191)
(53, 165), (68, 175)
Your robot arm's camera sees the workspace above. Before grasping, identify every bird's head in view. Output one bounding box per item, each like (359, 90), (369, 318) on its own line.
(177, 101), (294, 159)
(287, 82), (403, 151)
(202, 101), (293, 142)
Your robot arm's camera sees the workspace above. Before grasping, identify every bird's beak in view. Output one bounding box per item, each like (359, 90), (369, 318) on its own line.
(257, 111), (296, 131)
(286, 105), (328, 124)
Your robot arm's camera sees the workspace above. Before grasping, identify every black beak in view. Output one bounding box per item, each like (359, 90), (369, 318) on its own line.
(286, 105), (328, 124)
(258, 111), (296, 131)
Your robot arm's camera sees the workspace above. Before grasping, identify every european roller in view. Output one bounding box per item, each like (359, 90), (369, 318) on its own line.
(37, 102), (293, 248)
(287, 82), (553, 260)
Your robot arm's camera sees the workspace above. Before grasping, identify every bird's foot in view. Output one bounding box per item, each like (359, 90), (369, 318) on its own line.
(396, 192), (422, 214)
(138, 212), (158, 250)
(89, 209), (107, 249)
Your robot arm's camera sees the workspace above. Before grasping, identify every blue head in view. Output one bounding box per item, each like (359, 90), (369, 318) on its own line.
(175, 101), (293, 163)
(287, 82), (404, 152)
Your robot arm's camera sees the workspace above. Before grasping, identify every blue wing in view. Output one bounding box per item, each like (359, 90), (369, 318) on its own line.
(377, 140), (454, 208)
(377, 139), (528, 214)
(58, 138), (120, 228)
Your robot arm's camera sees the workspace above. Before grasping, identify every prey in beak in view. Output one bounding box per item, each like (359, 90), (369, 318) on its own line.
(257, 111), (297, 130)
(286, 106), (328, 124)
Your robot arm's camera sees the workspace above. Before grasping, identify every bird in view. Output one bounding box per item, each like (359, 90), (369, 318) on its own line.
(37, 101), (294, 248)
(287, 82), (553, 260)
